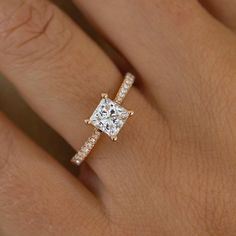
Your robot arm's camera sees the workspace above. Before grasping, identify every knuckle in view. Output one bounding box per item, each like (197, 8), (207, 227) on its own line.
(0, 0), (72, 64)
(187, 168), (236, 234)
(200, 190), (236, 234)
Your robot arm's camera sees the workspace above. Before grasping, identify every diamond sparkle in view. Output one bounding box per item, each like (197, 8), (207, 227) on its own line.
(89, 98), (129, 138)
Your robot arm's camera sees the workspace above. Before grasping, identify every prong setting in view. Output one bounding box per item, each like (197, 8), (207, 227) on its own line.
(84, 119), (91, 124)
(128, 110), (134, 116)
(101, 93), (108, 99)
(111, 136), (118, 142)
(89, 98), (130, 138)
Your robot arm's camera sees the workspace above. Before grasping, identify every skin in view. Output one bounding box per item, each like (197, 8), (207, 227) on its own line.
(1, 0), (236, 235)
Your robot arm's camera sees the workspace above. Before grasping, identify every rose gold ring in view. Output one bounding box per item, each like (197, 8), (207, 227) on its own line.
(71, 73), (135, 166)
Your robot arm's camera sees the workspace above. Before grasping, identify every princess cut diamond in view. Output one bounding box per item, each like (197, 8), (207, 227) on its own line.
(89, 98), (129, 138)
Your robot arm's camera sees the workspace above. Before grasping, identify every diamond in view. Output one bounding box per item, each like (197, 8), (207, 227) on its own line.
(124, 84), (130, 89)
(89, 138), (96, 144)
(120, 92), (125, 98)
(82, 146), (89, 153)
(77, 152), (84, 158)
(75, 159), (81, 165)
(89, 98), (129, 138)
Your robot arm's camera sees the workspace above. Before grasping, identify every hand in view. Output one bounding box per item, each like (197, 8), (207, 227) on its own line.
(1, 0), (236, 235)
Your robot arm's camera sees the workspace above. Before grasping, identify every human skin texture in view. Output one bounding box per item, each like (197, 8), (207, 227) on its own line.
(1, 0), (236, 235)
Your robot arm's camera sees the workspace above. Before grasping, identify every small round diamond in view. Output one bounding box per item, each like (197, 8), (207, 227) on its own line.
(86, 143), (92, 150)
(125, 80), (131, 85)
(89, 138), (96, 144)
(124, 84), (130, 89)
(121, 88), (127, 94)
(75, 160), (81, 164)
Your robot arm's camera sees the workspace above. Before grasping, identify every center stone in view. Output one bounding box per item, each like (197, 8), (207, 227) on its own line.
(89, 98), (129, 138)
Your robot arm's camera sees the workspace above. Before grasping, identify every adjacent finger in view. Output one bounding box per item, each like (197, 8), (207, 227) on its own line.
(0, 76), (75, 173)
(200, 0), (236, 31)
(74, 0), (236, 118)
(0, 113), (106, 236)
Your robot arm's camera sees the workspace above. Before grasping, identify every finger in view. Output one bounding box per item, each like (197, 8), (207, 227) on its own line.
(0, 76), (75, 173)
(0, 0), (162, 195)
(200, 0), (236, 31)
(74, 0), (236, 118)
(0, 113), (106, 235)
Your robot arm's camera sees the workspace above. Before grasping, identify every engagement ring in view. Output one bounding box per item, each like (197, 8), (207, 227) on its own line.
(71, 73), (135, 166)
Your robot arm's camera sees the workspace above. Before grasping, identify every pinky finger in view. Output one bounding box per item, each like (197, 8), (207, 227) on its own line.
(0, 113), (107, 236)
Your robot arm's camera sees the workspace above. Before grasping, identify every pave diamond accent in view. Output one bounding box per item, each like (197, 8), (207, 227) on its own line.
(115, 73), (135, 104)
(90, 98), (129, 138)
(71, 129), (101, 165)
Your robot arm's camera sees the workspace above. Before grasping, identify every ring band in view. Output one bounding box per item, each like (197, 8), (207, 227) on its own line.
(71, 73), (135, 166)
